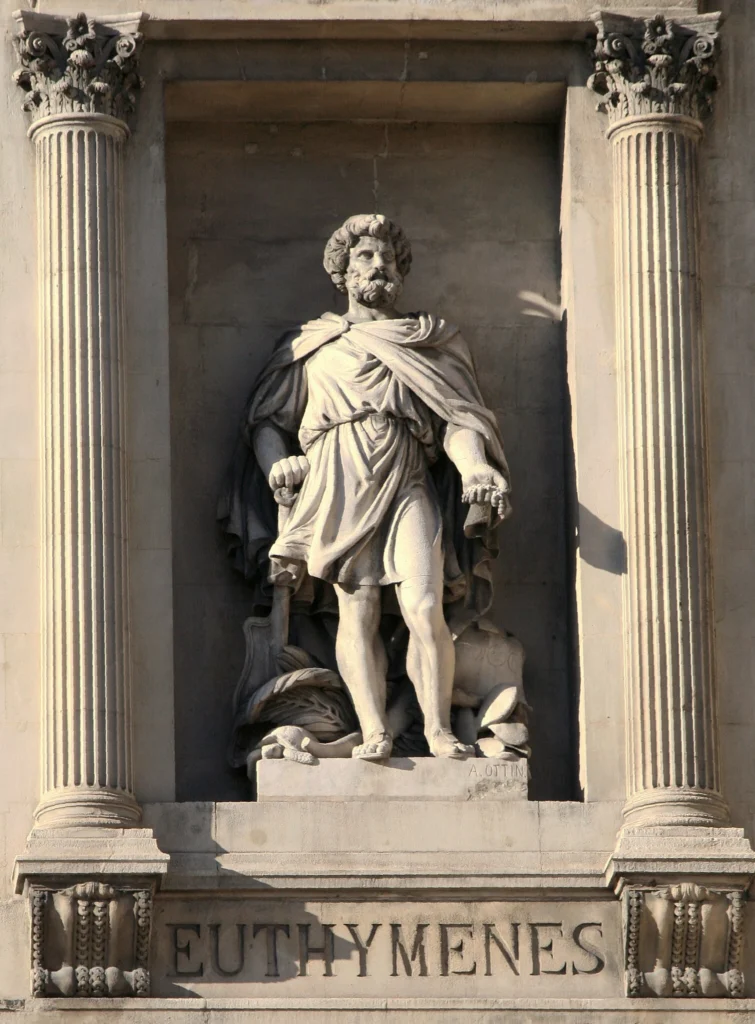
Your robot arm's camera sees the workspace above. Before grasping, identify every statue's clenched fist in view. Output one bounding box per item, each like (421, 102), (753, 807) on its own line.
(268, 455), (310, 491)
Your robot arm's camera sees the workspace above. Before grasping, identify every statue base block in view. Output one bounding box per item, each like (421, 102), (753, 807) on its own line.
(256, 755), (529, 801)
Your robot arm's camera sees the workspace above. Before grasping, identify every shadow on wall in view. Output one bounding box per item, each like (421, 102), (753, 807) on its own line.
(576, 504), (626, 576)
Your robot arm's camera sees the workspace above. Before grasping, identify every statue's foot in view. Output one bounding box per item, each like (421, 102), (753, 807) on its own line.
(427, 728), (475, 759)
(352, 731), (393, 761)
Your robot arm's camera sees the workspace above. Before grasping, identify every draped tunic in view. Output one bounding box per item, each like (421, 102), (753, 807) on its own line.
(267, 329), (441, 585)
(219, 312), (509, 633)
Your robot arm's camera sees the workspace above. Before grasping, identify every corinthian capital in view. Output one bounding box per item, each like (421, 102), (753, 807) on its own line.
(13, 10), (144, 125)
(588, 12), (721, 124)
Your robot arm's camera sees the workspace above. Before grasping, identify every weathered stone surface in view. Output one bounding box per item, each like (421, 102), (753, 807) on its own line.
(256, 756), (528, 801)
(150, 896), (620, 998)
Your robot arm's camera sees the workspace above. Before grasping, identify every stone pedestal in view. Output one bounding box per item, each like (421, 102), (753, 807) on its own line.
(257, 756), (529, 801)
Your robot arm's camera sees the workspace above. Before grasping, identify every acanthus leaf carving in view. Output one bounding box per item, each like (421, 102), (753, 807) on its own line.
(13, 11), (144, 124)
(588, 12), (720, 124)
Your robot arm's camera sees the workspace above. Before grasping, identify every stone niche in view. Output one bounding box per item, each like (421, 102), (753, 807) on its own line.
(166, 103), (569, 803)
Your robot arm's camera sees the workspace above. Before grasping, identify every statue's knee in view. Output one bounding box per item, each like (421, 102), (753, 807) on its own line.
(338, 587), (381, 631)
(402, 587), (443, 633)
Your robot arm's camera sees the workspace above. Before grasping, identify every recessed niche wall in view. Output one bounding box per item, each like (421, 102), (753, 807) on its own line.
(166, 117), (568, 800)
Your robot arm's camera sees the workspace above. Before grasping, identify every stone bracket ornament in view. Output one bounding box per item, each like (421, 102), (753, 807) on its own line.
(622, 883), (746, 998)
(29, 881), (154, 998)
(13, 9), (145, 125)
(588, 11), (721, 125)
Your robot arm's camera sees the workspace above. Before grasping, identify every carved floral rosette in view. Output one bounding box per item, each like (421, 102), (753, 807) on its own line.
(588, 14), (720, 125)
(623, 883), (747, 998)
(14, 12), (143, 124)
(30, 881), (154, 998)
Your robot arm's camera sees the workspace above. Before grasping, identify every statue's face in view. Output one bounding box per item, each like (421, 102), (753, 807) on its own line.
(345, 236), (403, 308)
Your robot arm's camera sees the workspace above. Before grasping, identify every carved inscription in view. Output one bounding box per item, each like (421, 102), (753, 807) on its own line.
(167, 919), (604, 979)
(467, 761), (527, 780)
(152, 901), (620, 996)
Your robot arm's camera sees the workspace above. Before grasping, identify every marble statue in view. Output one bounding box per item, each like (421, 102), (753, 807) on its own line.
(219, 214), (527, 777)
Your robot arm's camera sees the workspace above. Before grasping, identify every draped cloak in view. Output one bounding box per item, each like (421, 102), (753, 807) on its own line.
(218, 312), (509, 638)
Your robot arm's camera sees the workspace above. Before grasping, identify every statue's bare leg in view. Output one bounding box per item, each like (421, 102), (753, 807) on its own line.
(396, 574), (474, 759)
(334, 584), (393, 760)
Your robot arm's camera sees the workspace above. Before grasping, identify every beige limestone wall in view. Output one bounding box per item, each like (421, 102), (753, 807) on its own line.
(0, 0), (45, 996)
(560, 78), (624, 804)
(124, 44), (176, 803)
(165, 119), (568, 802)
(702, 0), (755, 841)
(0, 0), (42, 894)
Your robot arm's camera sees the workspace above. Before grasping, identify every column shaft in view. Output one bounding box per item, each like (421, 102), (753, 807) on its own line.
(34, 114), (139, 828)
(612, 116), (725, 826)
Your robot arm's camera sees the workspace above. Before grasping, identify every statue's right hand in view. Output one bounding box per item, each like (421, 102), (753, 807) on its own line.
(268, 455), (310, 490)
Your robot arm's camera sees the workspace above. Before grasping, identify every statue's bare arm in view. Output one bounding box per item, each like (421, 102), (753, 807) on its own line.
(252, 422), (310, 490)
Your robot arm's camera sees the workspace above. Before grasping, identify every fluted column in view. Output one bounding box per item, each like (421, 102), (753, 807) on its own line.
(589, 13), (726, 828)
(14, 13), (144, 828)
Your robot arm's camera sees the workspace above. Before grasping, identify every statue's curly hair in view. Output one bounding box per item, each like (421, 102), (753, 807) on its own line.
(323, 214), (412, 293)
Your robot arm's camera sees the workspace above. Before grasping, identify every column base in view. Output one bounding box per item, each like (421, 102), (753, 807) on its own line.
(12, 826), (169, 894)
(622, 786), (730, 829)
(33, 785), (143, 829)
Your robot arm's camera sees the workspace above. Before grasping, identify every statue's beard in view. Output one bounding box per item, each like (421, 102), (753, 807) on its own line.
(349, 273), (403, 308)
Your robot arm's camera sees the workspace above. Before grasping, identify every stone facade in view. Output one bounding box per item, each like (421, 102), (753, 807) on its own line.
(2, 1), (755, 1021)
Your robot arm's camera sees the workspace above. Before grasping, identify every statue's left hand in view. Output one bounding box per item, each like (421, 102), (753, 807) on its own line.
(461, 464), (511, 517)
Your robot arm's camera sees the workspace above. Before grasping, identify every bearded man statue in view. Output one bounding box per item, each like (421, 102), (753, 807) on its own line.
(219, 214), (517, 769)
